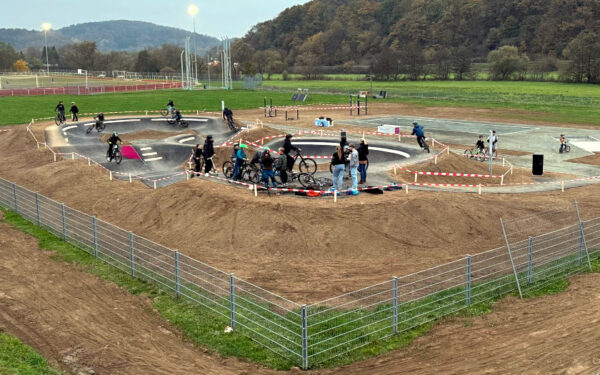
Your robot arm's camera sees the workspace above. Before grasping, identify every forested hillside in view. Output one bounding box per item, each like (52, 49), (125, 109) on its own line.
(232, 0), (600, 81)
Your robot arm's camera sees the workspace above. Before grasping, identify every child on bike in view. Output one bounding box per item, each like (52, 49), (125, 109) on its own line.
(283, 134), (300, 172)
(167, 100), (174, 115)
(93, 112), (105, 131)
(411, 121), (429, 152)
(559, 134), (567, 153)
(476, 135), (485, 152)
(107, 132), (122, 161)
(173, 109), (183, 124)
(55, 101), (65, 123)
(234, 144), (248, 181)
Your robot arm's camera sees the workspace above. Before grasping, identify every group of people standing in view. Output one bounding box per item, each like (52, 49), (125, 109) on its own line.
(331, 136), (369, 192)
(192, 135), (216, 176)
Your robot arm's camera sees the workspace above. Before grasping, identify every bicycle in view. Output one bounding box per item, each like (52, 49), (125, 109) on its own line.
(224, 116), (237, 132)
(463, 147), (487, 161)
(107, 143), (122, 164)
(223, 160), (259, 182)
(160, 107), (174, 117)
(559, 143), (571, 153)
(54, 112), (66, 126)
(418, 136), (430, 153)
(167, 117), (189, 128)
(289, 150), (317, 175)
(86, 120), (106, 134)
(274, 170), (324, 189)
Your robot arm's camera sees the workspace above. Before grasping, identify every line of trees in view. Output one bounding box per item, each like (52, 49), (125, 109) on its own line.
(0, 41), (206, 76)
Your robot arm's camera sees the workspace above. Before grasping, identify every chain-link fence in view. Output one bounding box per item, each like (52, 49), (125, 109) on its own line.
(0, 175), (598, 369)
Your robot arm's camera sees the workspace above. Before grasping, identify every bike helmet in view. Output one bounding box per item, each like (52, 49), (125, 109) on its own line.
(99, 112), (103, 115)
(412, 121), (418, 125)
(240, 144), (248, 149)
(207, 135), (213, 139)
(285, 134), (293, 139)
(264, 146), (271, 152)
(113, 131), (118, 136)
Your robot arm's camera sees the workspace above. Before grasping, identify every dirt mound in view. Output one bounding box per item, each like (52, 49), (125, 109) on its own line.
(392, 152), (576, 185)
(569, 152), (600, 167)
(0, 220), (273, 375)
(2, 124), (600, 303)
(322, 273), (600, 375)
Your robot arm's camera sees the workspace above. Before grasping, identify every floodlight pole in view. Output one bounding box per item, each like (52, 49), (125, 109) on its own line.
(489, 130), (494, 175)
(193, 17), (198, 84)
(43, 29), (50, 76)
(180, 50), (185, 89)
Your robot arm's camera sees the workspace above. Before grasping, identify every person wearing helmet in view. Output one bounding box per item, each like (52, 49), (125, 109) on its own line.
(223, 107), (234, 130)
(203, 135), (215, 175)
(234, 143), (248, 180)
(231, 142), (240, 163)
(166, 100), (174, 115)
(411, 121), (429, 152)
(173, 109), (183, 124)
(559, 134), (567, 153)
(283, 134), (300, 172)
(107, 131), (122, 161)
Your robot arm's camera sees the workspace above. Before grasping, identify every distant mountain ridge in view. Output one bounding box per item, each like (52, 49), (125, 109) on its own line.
(0, 20), (220, 52)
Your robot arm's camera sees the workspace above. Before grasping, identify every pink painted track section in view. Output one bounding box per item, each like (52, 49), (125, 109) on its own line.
(121, 145), (142, 160)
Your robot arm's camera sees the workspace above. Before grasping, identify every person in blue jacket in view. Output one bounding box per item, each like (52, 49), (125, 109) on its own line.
(234, 143), (248, 180)
(411, 121), (429, 152)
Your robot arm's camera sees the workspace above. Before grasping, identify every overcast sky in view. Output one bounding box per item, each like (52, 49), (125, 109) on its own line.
(1, 0), (310, 38)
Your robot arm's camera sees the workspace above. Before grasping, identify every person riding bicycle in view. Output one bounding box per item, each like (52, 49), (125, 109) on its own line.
(223, 107), (234, 127)
(559, 134), (568, 153)
(55, 101), (66, 123)
(233, 143), (248, 181)
(107, 131), (122, 161)
(476, 135), (485, 152)
(411, 121), (426, 148)
(172, 109), (183, 124)
(283, 134), (300, 172)
(166, 100), (174, 115)
(203, 135), (215, 175)
(487, 130), (498, 155)
(94, 112), (105, 130)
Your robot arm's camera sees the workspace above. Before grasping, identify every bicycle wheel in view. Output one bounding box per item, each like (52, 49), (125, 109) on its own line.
(299, 158), (317, 174)
(55, 116), (60, 126)
(160, 108), (168, 116)
(86, 125), (94, 134)
(181, 120), (189, 128)
(223, 166), (235, 179)
(167, 118), (176, 125)
(464, 149), (473, 158)
(565, 145), (571, 152)
(245, 169), (261, 184)
(114, 151), (122, 165)
(222, 161), (233, 175)
(298, 173), (315, 189)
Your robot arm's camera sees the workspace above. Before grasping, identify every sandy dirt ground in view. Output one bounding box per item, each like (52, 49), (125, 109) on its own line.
(319, 273), (600, 375)
(1, 125), (600, 303)
(0, 211), (274, 375)
(569, 153), (600, 167)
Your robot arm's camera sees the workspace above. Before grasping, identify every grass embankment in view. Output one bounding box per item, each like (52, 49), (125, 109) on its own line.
(0, 331), (63, 375)
(1, 205), (599, 369)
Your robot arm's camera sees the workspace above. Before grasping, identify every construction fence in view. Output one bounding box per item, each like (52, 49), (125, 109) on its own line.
(0, 177), (598, 369)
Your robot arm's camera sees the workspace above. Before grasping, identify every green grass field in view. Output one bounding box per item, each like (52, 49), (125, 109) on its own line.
(1, 79), (600, 126)
(0, 331), (63, 375)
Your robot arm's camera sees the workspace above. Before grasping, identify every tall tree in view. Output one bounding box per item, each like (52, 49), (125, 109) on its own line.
(563, 31), (600, 83)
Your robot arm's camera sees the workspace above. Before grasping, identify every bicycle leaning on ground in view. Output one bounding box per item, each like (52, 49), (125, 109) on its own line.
(463, 147), (487, 161)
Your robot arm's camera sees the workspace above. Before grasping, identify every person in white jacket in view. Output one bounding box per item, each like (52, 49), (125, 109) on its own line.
(348, 144), (359, 191)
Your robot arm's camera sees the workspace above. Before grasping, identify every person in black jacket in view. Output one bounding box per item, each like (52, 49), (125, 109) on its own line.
(106, 132), (122, 161)
(55, 101), (65, 123)
(283, 134), (300, 172)
(191, 144), (203, 173)
(331, 145), (345, 192)
(358, 139), (369, 184)
(69, 102), (79, 122)
(203, 135), (215, 175)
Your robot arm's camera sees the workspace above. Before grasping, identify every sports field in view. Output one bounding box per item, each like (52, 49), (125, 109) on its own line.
(0, 74), (155, 89)
(1, 79), (600, 126)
